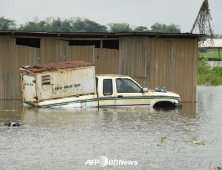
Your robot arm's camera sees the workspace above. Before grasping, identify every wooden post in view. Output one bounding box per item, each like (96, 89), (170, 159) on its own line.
(171, 39), (174, 91)
(92, 48), (95, 64)
(100, 40), (103, 48)
(144, 37), (148, 87)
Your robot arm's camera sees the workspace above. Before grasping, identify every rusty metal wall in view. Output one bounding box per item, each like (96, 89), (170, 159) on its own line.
(15, 45), (40, 99)
(0, 36), (69, 99)
(119, 37), (199, 102)
(1, 35), (198, 101)
(0, 36), (41, 99)
(40, 38), (69, 64)
(147, 38), (172, 90)
(94, 48), (119, 74)
(69, 45), (95, 63)
(0, 36), (119, 99)
(171, 38), (198, 102)
(0, 36), (15, 100)
(119, 36), (148, 86)
(69, 46), (119, 74)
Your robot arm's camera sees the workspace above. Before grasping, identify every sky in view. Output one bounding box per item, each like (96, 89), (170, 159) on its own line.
(0, 0), (221, 34)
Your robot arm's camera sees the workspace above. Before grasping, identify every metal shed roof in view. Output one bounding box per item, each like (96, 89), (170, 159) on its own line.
(0, 30), (205, 39)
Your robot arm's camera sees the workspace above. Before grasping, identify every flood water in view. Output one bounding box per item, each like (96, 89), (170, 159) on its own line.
(0, 85), (222, 170)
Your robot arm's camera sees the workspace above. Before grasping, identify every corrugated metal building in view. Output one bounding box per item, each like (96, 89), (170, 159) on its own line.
(0, 31), (204, 101)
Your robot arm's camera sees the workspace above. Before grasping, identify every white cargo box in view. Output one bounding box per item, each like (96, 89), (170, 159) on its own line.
(19, 61), (96, 103)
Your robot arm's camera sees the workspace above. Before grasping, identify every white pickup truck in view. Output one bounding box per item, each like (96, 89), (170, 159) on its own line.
(20, 61), (182, 108)
(95, 74), (181, 108)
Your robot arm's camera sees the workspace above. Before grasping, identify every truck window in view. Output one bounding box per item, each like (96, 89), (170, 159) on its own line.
(103, 79), (113, 95)
(116, 78), (141, 93)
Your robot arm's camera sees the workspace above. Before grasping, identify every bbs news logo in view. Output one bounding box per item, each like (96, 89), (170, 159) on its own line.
(85, 156), (138, 167)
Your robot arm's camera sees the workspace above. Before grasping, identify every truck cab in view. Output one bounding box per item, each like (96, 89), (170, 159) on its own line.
(95, 74), (181, 108)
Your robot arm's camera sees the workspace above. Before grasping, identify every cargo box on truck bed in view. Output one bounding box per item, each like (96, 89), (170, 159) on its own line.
(19, 61), (96, 103)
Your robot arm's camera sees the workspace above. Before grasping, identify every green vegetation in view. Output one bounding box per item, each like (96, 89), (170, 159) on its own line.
(157, 136), (167, 146)
(0, 16), (181, 33)
(159, 136), (167, 143)
(199, 49), (222, 60)
(107, 22), (133, 32)
(18, 17), (107, 32)
(197, 54), (222, 85)
(0, 16), (16, 30)
(150, 22), (181, 33)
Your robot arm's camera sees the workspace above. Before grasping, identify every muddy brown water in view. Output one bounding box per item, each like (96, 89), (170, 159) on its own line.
(0, 86), (222, 170)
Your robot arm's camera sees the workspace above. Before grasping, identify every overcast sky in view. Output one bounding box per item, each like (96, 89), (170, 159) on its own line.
(1, 0), (221, 34)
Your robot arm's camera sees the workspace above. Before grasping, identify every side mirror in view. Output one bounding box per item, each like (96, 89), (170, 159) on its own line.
(142, 87), (148, 93)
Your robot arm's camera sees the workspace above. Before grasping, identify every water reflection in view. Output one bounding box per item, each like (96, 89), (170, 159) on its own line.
(0, 86), (222, 170)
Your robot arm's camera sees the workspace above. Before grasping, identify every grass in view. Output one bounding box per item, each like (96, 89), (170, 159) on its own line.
(197, 54), (222, 85)
(199, 49), (222, 60)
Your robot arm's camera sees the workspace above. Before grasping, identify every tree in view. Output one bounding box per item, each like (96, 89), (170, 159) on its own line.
(81, 19), (107, 32)
(150, 22), (181, 33)
(19, 17), (47, 31)
(48, 17), (63, 32)
(18, 17), (108, 32)
(107, 23), (132, 32)
(1, 16), (181, 33)
(133, 26), (149, 32)
(70, 18), (107, 32)
(167, 23), (181, 33)
(151, 22), (163, 32)
(0, 16), (16, 30)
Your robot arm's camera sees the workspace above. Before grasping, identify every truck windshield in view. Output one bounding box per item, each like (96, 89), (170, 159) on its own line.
(116, 78), (141, 93)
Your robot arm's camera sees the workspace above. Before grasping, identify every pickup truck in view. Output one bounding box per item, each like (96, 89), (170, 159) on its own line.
(19, 61), (182, 108)
(95, 74), (181, 108)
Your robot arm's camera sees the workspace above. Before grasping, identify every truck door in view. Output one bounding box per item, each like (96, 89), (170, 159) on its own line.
(115, 78), (149, 106)
(98, 78), (115, 107)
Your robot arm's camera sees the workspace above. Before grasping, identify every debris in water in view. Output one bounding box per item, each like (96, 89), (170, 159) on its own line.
(4, 122), (20, 126)
(187, 137), (220, 145)
(192, 141), (204, 145)
(187, 141), (222, 145)
(209, 162), (212, 169)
